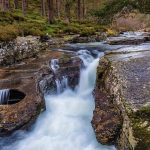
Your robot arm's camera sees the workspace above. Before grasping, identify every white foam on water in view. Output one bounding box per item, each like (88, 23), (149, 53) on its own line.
(1, 51), (116, 150)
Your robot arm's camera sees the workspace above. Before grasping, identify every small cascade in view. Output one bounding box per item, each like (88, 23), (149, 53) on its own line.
(0, 89), (26, 105)
(51, 59), (69, 94)
(77, 50), (94, 67)
(77, 50), (99, 95)
(55, 79), (61, 94)
(0, 89), (10, 105)
(55, 76), (68, 94)
(62, 76), (68, 89)
(50, 59), (59, 73)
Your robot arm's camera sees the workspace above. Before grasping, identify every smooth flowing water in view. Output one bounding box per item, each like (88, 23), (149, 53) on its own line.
(1, 50), (115, 150)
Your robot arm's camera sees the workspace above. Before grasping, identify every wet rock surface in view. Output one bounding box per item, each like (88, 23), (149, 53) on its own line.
(38, 54), (82, 95)
(92, 58), (122, 145)
(0, 32), (150, 149)
(106, 32), (150, 45)
(70, 33), (107, 43)
(92, 41), (150, 150)
(0, 50), (62, 135)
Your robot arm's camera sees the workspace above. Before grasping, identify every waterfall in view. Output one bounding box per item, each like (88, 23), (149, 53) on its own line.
(0, 89), (10, 105)
(51, 58), (69, 94)
(55, 79), (61, 94)
(55, 76), (68, 94)
(1, 50), (116, 150)
(50, 59), (59, 73)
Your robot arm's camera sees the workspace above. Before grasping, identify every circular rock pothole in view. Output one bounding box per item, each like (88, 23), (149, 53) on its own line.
(0, 89), (26, 105)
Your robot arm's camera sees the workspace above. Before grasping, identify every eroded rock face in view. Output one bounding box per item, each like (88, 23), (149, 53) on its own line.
(38, 54), (82, 94)
(92, 58), (122, 145)
(0, 77), (45, 136)
(93, 47), (150, 150)
(0, 50), (62, 135)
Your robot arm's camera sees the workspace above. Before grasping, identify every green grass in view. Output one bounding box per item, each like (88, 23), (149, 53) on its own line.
(0, 10), (107, 41)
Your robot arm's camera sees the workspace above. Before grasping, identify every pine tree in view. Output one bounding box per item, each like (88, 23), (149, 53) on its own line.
(47, 0), (54, 23)
(22, 0), (26, 16)
(77, 0), (81, 21)
(41, 0), (46, 16)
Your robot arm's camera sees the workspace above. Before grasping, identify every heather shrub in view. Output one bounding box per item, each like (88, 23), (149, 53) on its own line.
(112, 13), (150, 31)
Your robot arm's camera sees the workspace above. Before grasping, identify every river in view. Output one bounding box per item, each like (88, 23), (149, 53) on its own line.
(0, 50), (115, 150)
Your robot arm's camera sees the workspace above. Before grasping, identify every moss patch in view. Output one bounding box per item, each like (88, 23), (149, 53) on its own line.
(130, 106), (150, 150)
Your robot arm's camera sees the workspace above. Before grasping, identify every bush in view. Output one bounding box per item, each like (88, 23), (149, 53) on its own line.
(80, 27), (96, 36)
(18, 22), (45, 36)
(0, 25), (20, 41)
(111, 12), (150, 31)
(63, 26), (81, 34)
(0, 12), (14, 24)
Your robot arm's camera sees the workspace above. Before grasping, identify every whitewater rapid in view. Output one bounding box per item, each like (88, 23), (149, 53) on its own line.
(1, 50), (116, 150)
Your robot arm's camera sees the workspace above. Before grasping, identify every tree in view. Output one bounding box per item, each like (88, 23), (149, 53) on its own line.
(77, 0), (81, 21)
(14, 0), (18, 9)
(65, 0), (71, 22)
(22, 0), (27, 16)
(55, 0), (60, 19)
(82, 0), (86, 19)
(41, 0), (46, 16)
(47, 0), (55, 23)
(2, 0), (10, 11)
(0, 0), (3, 10)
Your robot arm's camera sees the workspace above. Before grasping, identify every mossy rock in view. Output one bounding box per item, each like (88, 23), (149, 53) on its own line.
(130, 106), (150, 150)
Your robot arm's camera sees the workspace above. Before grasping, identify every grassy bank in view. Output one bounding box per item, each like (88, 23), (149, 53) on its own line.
(0, 10), (108, 41)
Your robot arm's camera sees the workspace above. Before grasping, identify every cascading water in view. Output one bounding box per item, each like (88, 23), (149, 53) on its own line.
(51, 58), (68, 94)
(55, 76), (68, 94)
(50, 59), (59, 73)
(1, 50), (116, 150)
(0, 89), (10, 104)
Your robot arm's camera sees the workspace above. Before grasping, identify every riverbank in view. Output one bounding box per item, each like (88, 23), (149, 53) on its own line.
(0, 31), (150, 150)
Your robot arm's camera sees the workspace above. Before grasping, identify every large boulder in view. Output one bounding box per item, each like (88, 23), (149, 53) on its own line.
(93, 46), (150, 150)
(92, 58), (122, 145)
(0, 36), (47, 66)
(38, 54), (82, 94)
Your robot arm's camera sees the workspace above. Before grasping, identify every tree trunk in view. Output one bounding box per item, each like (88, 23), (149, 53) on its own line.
(47, 0), (54, 24)
(65, 1), (71, 23)
(82, 0), (86, 19)
(41, 0), (46, 16)
(3, 0), (10, 11)
(77, 0), (81, 21)
(56, 0), (60, 19)
(0, 0), (3, 10)
(22, 0), (26, 16)
(14, 0), (18, 9)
